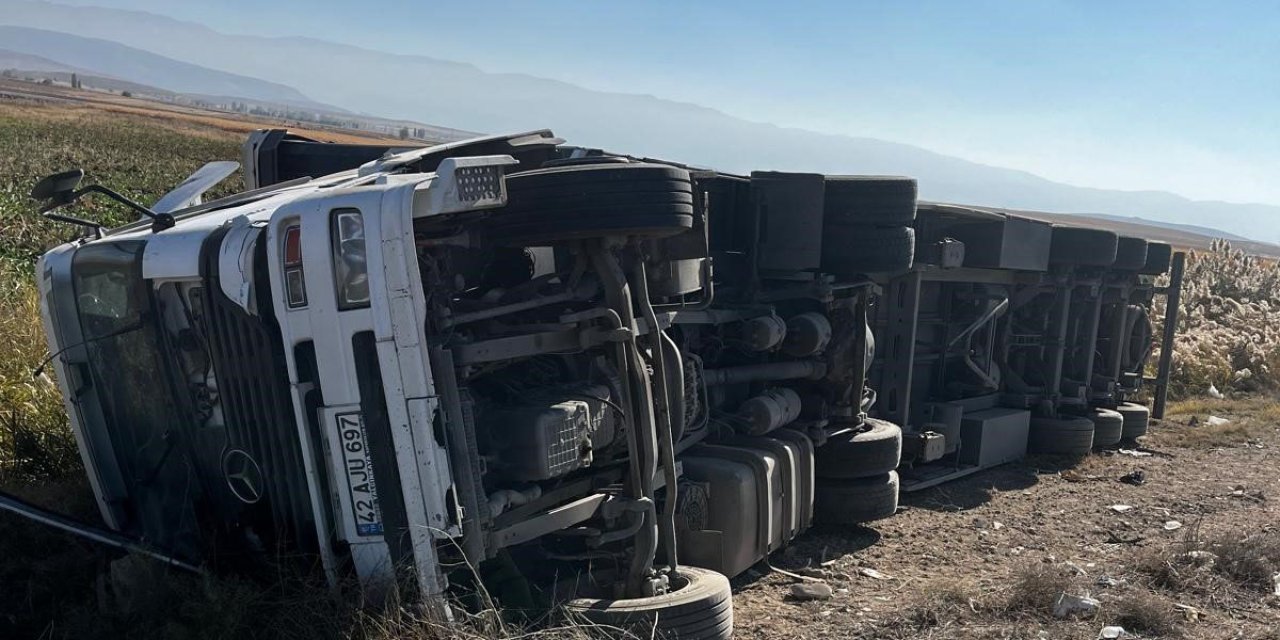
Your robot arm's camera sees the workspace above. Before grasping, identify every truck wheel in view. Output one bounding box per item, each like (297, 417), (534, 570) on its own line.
(823, 176), (917, 226)
(1112, 236), (1149, 271)
(1116, 402), (1151, 439)
(559, 566), (733, 640)
(821, 225), (914, 274)
(1089, 408), (1124, 449)
(1049, 227), (1118, 266)
(490, 163), (695, 244)
(814, 418), (902, 479)
(814, 471), (899, 525)
(1139, 242), (1173, 275)
(1028, 415), (1094, 455)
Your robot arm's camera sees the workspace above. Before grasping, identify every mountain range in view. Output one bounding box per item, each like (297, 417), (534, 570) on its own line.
(1, 0), (1277, 244)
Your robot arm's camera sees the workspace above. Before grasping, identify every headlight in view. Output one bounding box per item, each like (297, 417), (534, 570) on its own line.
(332, 208), (369, 310)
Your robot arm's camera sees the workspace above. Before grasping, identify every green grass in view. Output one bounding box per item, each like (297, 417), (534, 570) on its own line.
(0, 101), (246, 638)
(1159, 396), (1280, 448)
(0, 102), (242, 486)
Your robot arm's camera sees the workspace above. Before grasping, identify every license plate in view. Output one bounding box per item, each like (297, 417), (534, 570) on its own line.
(335, 412), (383, 536)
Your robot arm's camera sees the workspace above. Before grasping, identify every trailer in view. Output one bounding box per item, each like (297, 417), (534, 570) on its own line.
(18, 128), (1180, 638)
(870, 203), (1182, 490)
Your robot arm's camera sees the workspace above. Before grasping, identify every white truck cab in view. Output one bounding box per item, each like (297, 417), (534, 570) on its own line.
(38, 142), (523, 599)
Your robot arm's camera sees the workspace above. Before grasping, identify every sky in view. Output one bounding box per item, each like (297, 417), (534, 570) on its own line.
(62, 0), (1280, 206)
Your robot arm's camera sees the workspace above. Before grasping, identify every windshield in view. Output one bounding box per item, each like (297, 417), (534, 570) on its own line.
(71, 240), (200, 557)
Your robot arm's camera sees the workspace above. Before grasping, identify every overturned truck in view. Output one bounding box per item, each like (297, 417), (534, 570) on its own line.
(27, 129), (1180, 638)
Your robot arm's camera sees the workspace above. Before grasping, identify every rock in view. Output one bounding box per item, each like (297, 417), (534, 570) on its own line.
(1095, 575), (1127, 588)
(1208, 384), (1224, 399)
(1180, 550), (1218, 567)
(1098, 625), (1129, 639)
(1109, 504), (1134, 513)
(790, 582), (833, 601)
(1206, 415), (1230, 426)
(1117, 449), (1152, 458)
(1164, 520), (1183, 531)
(1272, 572), (1280, 597)
(1173, 603), (1201, 621)
(107, 554), (159, 615)
(1053, 592), (1101, 619)
(859, 567), (892, 580)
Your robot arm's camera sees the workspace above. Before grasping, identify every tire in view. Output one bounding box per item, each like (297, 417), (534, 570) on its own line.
(1140, 242), (1173, 275)
(821, 224), (914, 274)
(540, 155), (631, 168)
(559, 566), (733, 640)
(1028, 415), (1095, 455)
(1049, 227), (1118, 266)
(814, 471), (899, 525)
(1112, 236), (1149, 271)
(814, 418), (902, 479)
(823, 176), (917, 226)
(1089, 408), (1124, 449)
(490, 163), (694, 244)
(1116, 401), (1151, 439)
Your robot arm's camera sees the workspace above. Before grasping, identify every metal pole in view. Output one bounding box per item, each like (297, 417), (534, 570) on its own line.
(1152, 252), (1186, 419)
(0, 490), (202, 573)
(1045, 279), (1073, 413)
(881, 271), (921, 427)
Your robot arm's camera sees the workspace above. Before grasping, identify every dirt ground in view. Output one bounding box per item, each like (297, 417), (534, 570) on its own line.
(731, 397), (1280, 639)
(0, 78), (411, 144)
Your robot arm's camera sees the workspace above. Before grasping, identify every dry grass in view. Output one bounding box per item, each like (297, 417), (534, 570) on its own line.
(1001, 564), (1081, 617)
(1134, 522), (1280, 603)
(1157, 396), (1280, 448)
(1153, 239), (1280, 399)
(894, 578), (985, 630)
(1112, 590), (1179, 636)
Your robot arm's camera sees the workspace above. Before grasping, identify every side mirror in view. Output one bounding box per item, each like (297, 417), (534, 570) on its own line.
(30, 169), (86, 212)
(29, 168), (174, 233)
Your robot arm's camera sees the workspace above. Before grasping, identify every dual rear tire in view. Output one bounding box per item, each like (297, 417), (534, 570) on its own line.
(1031, 403), (1150, 455)
(1028, 415), (1095, 455)
(820, 177), (917, 275)
(813, 418), (903, 525)
(1116, 401), (1151, 439)
(1089, 408), (1125, 449)
(488, 162), (695, 245)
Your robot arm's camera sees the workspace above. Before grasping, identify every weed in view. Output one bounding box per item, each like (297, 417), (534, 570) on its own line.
(1112, 590), (1178, 636)
(1002, 564), (1079, 617)
(1208, 531), (1280, 593)
(897, 579), (983, 629)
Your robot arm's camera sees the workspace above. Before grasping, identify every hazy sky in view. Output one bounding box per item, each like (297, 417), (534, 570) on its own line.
(63, 0), (1280, 206)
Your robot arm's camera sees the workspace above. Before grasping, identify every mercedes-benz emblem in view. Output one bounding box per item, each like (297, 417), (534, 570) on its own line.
(222, 448), (265, 504)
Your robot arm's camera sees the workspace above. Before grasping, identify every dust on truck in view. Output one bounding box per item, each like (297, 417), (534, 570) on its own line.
(27, 127), (1177, 639)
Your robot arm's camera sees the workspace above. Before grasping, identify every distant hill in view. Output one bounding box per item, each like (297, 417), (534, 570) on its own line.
(0, 25), (322, 107)
(0, 48), (80, 74)
(1084, 213), (1252, 243)
(3, 0), (1279, 244)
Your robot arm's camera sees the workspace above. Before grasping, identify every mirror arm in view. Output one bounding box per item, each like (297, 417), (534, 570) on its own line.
(41, 211), (105, 238)
(75, 185), (175, 232)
